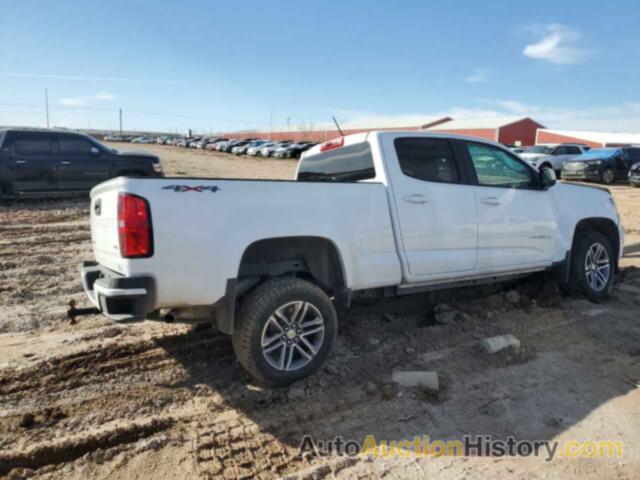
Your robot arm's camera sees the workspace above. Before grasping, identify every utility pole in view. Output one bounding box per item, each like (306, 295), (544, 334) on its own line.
(119, 108), (123, 136)
(44, 89), (50, 128)
(287, 116), (291, 127)
(269, 107), (274, 140)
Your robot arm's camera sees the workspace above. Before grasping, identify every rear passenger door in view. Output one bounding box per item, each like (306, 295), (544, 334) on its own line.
(463, 141), (557, 271)
(382, 135), (478, 280)
(56, 134), (111, 191)
(6, 132), (57, 192)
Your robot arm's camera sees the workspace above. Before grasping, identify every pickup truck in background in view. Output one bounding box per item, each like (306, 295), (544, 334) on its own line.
(81, 131), (624, 385)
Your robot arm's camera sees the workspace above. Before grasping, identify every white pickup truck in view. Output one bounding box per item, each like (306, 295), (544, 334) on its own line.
(81, 131), (624, 385)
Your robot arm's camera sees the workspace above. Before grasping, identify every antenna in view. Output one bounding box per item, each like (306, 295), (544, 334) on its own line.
(332, 116), (344, 136)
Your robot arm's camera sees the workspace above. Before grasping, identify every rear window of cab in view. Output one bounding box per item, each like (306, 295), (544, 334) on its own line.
(297, 142), (375, 182)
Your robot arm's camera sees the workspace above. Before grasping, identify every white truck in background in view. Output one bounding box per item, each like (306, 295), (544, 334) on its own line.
(81, 131), (623, 385)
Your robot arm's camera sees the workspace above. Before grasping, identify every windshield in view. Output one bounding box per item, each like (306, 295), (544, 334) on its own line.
(580, 148), (618, 158)
(525, 146), (553, 154)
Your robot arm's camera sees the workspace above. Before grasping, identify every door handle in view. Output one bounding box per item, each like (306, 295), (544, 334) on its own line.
(15, 160), (27, 164)
(481, 197), (501, 206)
(403, 194), (429, 204)
(61, 161), (71, 165)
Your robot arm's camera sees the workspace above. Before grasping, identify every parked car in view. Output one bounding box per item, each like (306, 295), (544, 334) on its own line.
(79, 131), (622, 386)
(561, 147), (640, 184)
(522, 144), (590, 176)
(104, 134), (124, 142)
(187, 137), (203, 148)
(205, 139), (228, 151)
(629, 161), (640, 187)
(232, 140), (267, 155)
(197, 138), (222, 149)
(273, 142), (316, 159)
(222, 139), (248, 153)
(0, 128), (162, 198)
(259, 141), (292, 157)
(131, 136), (155, 144)
(248, 142), (276, 156)
(231, 141), (255, 155)
(210, 140), (230, 151)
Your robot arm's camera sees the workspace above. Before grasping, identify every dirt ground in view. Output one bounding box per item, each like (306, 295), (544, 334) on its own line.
(1, 143), (639, 479)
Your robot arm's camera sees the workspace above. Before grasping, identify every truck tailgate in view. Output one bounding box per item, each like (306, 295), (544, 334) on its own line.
(90, 178), (126, 273)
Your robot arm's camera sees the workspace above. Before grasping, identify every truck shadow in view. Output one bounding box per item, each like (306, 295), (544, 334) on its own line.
(155, 274), (640, 474)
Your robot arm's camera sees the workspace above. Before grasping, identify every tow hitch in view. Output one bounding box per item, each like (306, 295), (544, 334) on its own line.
(66, 300), (100, 325)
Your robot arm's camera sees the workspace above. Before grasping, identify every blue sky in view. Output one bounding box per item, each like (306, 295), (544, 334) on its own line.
(1, 0), (640, 133)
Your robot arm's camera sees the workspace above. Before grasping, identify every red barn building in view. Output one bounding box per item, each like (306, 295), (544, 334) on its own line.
(426, 117), (544, 146)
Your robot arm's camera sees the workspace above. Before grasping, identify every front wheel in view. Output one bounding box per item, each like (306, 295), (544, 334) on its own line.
(601, 168), (615, 184)
(569, 230), (615, 302)
(232, 277), (337, 386)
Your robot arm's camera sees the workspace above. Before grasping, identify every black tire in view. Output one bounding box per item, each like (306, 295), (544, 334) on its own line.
(568, 230), (615, 302)
(232, 277), (337, 386)
(601, 168), (615, 185)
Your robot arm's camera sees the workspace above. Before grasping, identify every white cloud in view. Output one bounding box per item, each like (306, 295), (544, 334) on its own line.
(59, 91), (117, 107)
(465, 68), (490, 83)
(522, 24), (588, 65)
(322, 101), (640, 131)
(476, 99), (640, 131)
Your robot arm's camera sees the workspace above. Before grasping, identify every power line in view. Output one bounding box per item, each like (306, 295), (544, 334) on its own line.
(0, 101), (270, 126)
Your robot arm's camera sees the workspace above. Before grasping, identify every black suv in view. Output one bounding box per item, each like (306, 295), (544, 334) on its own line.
(0, 128), (163, 198)
(561, 146), (640, 184)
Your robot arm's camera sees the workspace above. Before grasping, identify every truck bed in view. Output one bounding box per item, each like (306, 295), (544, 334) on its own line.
(89, 176), (402, 310)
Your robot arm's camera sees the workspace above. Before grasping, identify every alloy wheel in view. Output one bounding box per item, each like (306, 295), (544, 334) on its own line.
(584, 242), (610, 292)
(260, 301), (325, 371)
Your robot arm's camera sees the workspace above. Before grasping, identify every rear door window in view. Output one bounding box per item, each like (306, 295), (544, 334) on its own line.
(297, 142), (375, 182)
(12, 133), (53, 156)
(394, 137), (460, 184)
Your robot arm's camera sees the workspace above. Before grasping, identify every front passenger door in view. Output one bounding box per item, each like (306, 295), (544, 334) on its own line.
(56, 135), (111, 191)
(464, 142), (557, 271)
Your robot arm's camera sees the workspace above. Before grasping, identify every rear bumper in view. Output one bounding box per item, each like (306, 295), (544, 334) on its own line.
(81, 261), (155, 322)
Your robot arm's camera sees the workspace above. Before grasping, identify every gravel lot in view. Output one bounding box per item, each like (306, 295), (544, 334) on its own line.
(1, 144), (639, 479)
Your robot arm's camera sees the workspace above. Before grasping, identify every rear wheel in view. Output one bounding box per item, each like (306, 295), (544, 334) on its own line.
(569, 230), (614, 302)
(601, 168), (615, 184)
(232, 277), (337, 386)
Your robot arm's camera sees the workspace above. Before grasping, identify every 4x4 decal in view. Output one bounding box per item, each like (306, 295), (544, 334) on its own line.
(162, 185), (221, 193)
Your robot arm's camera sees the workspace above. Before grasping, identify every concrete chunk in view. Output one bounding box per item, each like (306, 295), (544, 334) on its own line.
(481, 334), (521, 354)
(392, 370), (439, 391)
(505, 290), (521, 305)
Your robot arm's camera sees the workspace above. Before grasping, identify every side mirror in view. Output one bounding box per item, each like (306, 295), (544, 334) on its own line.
(90, 147), (100, 156)
(540, 168), (557, 190)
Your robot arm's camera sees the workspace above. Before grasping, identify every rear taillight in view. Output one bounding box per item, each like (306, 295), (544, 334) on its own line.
(320, 137), (344, 152)
(118, 193), (153, 258)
